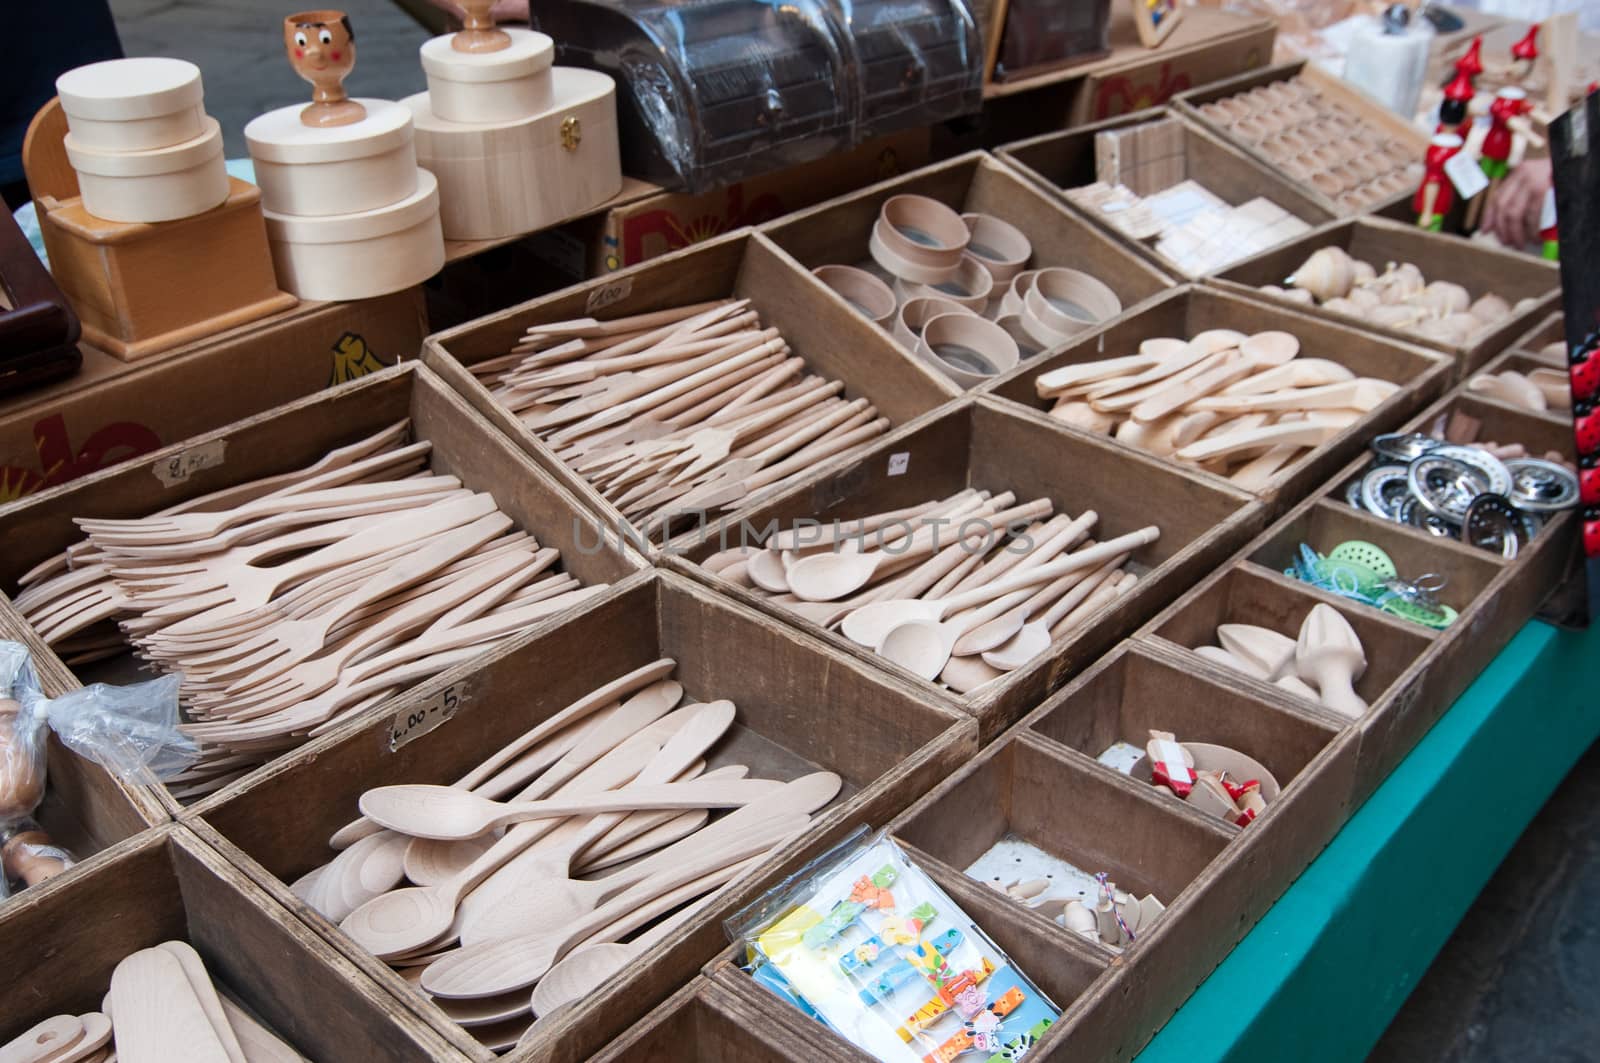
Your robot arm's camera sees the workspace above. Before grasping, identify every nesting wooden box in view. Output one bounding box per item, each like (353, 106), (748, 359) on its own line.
(403, 28), (621, 241)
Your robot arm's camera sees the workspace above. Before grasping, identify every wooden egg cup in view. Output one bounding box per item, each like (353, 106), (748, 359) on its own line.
(23, 99), (295, 362)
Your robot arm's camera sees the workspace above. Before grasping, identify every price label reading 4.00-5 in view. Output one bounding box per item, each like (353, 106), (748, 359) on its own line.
(389, 683), (463, 751)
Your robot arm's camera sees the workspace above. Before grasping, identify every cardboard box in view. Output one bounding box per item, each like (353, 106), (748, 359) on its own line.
(997, 109), (1337, 280)
(0, 288), (427, 501)
(982, 285), (1455, 513)
(593, 131), (933, 273)
(1076, 9), (1276, 124)
(1208, 216), (1563, 377)
(423, 231), (959, 555)
(187, 571), (979, 1062)
(666, 397), (1264, 741)
(0, 363), (644, 816)
(758, 151), (1177, 339)
(1173, 61), (1432, 218)
(982, 6), (1276, 118)
(0, 824), (466, 1061)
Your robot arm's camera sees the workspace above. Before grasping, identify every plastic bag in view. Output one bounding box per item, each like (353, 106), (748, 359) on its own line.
(729, 827), (1059, 1061)
(0, 640), (198, 830)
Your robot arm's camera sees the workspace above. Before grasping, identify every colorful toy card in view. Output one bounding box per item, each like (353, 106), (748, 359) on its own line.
(733, 833), (1059, 1062)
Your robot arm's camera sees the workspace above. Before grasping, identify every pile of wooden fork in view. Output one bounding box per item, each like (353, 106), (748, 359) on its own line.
(293, 660), (838, 1050)
(469, 299), (892, 537)
(12, 423), (608, 800)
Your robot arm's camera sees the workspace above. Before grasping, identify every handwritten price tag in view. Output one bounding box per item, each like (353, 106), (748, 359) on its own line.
(389, 682), (463, 751)
(887, 452), (910, 476)
(152, 439), (227, 487)
(585, 277), (633, 314)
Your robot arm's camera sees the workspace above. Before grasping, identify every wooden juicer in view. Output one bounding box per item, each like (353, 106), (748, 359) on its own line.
(245, 10), (445, 301)
(400, 0), (622, 241)
(22, 58), (295, 361)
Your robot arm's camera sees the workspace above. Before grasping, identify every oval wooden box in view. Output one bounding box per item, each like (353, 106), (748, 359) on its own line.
(55, 56), (207, 152)
(420, 27), (555, 124)
(263, 167), (445, 301)
(245, 98), (419, 217)
(64, 117), (229, 224)
(404, 67), (621, 241)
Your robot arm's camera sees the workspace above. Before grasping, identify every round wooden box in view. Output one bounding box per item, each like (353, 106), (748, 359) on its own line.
(245, 99), (419, 217)
(419, 28), (554, 124)
(404, 67), (620, 241)
(56, 57), (207, 152)
(64, 118), (229, 223)
(263, 167), (445, 301)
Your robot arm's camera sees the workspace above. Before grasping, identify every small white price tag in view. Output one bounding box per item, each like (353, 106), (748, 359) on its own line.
(1444, 151), (1490, 200)
(389, 682), (464, 751)
(1540, 187), (1558, 230)
(584, 277), (633, 313)
(152, 439), (226, 487)
(886, 452), (910, 476)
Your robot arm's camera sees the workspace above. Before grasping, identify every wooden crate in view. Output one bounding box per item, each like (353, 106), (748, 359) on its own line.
(757, 151), (1177, 326)
(592, 978), (856, 1062)
(0, 823), (465, 1060)
(665, 397), (1263, 741)
(1507, 309), (1567, 364)
(0, 363), (644, 816)
(185, 571), (978, 1062)
(421, 231), (960, 557)
(981, 284), (1455, 513)
(994, 108), (1336, 280)
(1171, 60), (1431, 218)
(1207, 216), (1562, 377)
(692, 635), (1358, 1062)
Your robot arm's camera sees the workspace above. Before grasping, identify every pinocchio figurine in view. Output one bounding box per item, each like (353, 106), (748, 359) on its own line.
(1456, 35), (1484, 80)
(1510, 24), (1540, 83)
(1466, 86), (1533, 231)
(1438, 70), (1476, 137)
(1415, 132), (1463, 230)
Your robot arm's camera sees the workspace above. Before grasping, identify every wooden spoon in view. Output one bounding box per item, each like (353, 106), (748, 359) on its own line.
(844, 529), (1157, 650)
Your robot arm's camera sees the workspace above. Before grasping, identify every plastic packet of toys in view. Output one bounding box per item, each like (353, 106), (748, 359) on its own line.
(729, 828), (1059, 1061)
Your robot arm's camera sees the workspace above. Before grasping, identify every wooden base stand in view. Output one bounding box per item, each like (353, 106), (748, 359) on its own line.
(24, 98), (296, 363)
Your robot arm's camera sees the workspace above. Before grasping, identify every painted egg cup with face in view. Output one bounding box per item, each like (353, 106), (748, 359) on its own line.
(285, 9), (366, 127)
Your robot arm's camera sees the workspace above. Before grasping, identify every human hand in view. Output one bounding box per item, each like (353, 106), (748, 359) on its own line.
(1482, 157), (1552, 249)
(424, 0), (530, 25)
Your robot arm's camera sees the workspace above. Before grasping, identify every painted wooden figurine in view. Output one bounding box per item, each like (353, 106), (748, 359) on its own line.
(285, 9), (366, 127)
(1466, 86), (1533, 231)
(1510, 24), (1540, 83)
(1438, 69), (1475, 137)
(1456, 35), (1484, 80)
(453, 0), (512, 52)
(1414, 132), (1463, 230)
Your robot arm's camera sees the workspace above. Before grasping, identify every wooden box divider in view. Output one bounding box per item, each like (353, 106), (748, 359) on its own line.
(1508, 309), (1565, 362)
(0, 822), (468, 1061)
(981, 284), (1455, 513)
(1206, 216), (1562, 377)
(1467, 348), (1577, 426)
(186, 570), (978, 1062)
(992, 107), (1338, 280)
(663, 395), (1264, 742)
(421, 230), (960, 556)
(0, 362), (645, 817)
(757, 150), (1177, 329)
(590, 977), (861, 1063)
(1169, 60), (1430, 218)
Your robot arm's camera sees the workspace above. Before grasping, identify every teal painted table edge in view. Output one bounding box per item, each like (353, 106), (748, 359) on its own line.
(1136, 619), (1600, 1063)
